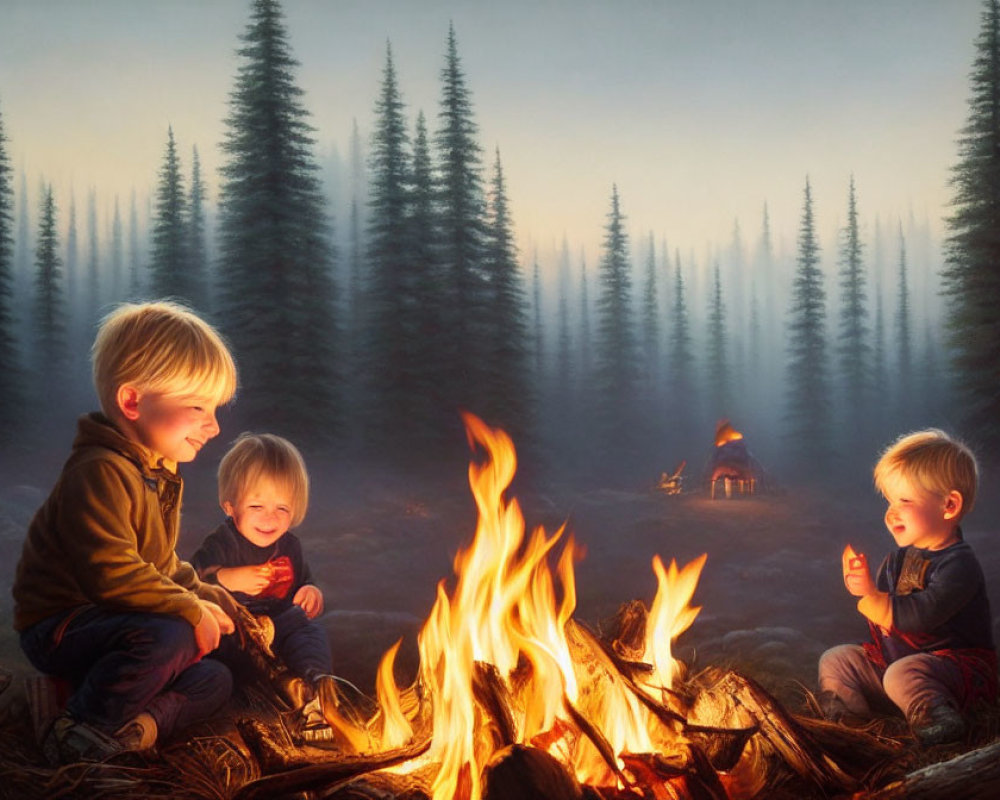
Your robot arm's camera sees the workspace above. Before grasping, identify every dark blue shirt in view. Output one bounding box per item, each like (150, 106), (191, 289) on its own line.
(190, 518), (313, 617)
(874, 536), (994, 663)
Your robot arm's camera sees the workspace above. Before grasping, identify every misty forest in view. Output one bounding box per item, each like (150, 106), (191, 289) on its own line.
(1, 0), (997, 485)
(2, 0), (1000, 797)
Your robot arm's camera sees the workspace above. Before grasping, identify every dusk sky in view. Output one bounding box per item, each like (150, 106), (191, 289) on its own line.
(0, 0), (983, 266)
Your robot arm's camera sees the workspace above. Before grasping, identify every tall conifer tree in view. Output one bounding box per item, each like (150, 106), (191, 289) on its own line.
(365, 41), (417, 440)
(216, 0), (338, 438)
(595, 185), (638, 448)
(667, 252), (694, 399)
(0, 100), (22, 432)
(33, 185), (65, 370)
(640, 231), (660, 387)
(556, 238), (573, 393)
(895, 224), (913, 418)
(348, 119), (366, 339)
(705, 263), (730, 418)
(785, 177), (831, 468)
(85, 188), (99, 328)
(578, 251), (591, 381)
(110, 197), (123, 302)
(943, 0), (1000, 446)
(435, 23), (488, 416)
(481, 147), (530, 437)
(128, 190), (142, 298)
(149, 127), (190, 302)
(187, 145), (209, 309)
(836, 176), (870, 434)
(408, 109), (450, 445)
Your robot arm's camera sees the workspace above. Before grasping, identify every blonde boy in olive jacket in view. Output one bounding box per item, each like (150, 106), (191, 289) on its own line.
(13, 301), (241, 763)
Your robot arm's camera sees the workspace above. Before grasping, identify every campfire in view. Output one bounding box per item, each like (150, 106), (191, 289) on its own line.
(706, 421), (767, 499)
(224, 413), (876, 800)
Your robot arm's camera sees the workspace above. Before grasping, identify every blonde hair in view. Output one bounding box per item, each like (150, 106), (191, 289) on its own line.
(874, 429), (979, 519)
(218, 433), (310, 528)
(92, 300), (237, 416)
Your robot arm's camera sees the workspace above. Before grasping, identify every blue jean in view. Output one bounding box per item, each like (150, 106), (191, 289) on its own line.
(215, 604), (332, 684)
(20, 606), (233, 738)
(818, 643), (967, 720)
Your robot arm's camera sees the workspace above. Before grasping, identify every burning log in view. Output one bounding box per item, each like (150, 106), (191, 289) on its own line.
(232, 743), (432, 800)
(481, 744), (583, 800)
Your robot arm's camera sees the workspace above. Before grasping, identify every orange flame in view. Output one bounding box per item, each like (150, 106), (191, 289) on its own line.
(714, 419), (744, 447)
(374, 413), (707, 798)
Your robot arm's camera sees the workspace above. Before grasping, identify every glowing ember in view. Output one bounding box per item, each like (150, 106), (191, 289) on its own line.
(366, 412), (707, 799)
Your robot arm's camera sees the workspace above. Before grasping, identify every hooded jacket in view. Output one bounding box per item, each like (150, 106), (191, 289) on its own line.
(12, 413), (238, 631)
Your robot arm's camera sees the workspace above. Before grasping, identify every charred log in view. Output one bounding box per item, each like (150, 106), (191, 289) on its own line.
(482, 743), (583, 800)
(231, 738), (431, 800)
(473, 661), (517, 749)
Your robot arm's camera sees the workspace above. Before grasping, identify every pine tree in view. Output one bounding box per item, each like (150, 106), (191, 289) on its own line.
(406, 109), (449, 443)
(594, 184), (638, 446)
(481, 147), (530, 437)
(435, 22), (488, 417)
(187, 145), (209, 309)
(556, 237), (573, 392)
(14, 171), (30, 319)
(110, 196), (124, 302)
(578, 250), (592, 381)
(365, 41), (416, 439)
(667, 251), (694, 405)
(128, 190), (142, 298)
(836, 176), (870, 433)
(532, 252), (543, 378)
(348, 119), (365, 338)
(0, 99), (22, 434)
(942, 0), (1000, 447)
(640, 231), (660, 387)
(705, 263), (730, 418)
(65, 194), (78, 316)
(216, 0), (338, 439)
(149, 127), (191, 303)
(895, 224), (913, 419)
(85, 188), (99, 328)
(33, 184), (65, 370)
(64, 192), (84, 360)
(785, 177), (832, 469)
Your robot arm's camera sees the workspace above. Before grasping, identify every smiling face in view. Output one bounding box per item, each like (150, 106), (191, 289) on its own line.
(881, 471), (962, 551)
(120, 389), (221, 464)
(223, 477), (295, 548)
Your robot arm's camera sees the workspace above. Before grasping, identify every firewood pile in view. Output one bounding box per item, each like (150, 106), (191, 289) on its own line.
(1, 607), (998, 799)
(198, 605), (995, 800)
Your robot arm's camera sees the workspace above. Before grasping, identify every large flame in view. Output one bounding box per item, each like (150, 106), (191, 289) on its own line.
(373, 413), (706, 798)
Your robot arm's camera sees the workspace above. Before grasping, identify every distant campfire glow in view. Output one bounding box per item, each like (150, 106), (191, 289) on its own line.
(709, 419), (764, 498)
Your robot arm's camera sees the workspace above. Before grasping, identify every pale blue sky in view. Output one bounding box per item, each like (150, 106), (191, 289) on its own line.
(0, 0), (983, 264)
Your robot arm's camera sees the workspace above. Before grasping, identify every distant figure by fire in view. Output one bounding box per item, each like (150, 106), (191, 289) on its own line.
(705, 419), (769, 498)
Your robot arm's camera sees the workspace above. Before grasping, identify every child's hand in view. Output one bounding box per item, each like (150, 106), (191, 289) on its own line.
(842, 544), (875, 597)
(193, 600), (235, 658)
(217, 565), (273, 595)
(293, 584), (324, 619)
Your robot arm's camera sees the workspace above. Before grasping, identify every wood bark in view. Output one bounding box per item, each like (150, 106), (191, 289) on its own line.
(860, 739), (1000, 800)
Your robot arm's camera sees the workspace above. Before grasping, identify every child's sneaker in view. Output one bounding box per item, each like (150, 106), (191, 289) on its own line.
(909, 704), (965, 746)
(42, 713), (121, 764)
(113, 711), (158, 752)
(42, 711), (158, 764)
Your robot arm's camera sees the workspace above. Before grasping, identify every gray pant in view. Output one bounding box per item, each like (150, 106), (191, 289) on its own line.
(818, 643), (966, 720)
